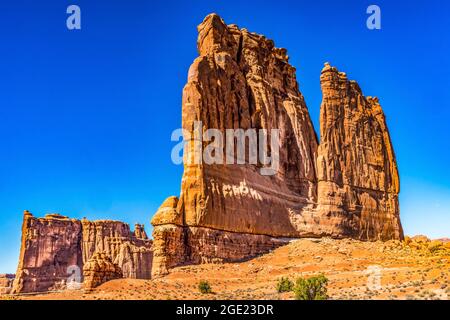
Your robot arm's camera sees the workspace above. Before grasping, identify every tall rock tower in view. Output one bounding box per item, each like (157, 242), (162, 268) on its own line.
(316, 63), (402, 240)
(151, 14), (403, 277)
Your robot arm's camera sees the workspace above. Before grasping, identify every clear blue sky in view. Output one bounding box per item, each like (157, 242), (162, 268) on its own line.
(0, 0), (449, 273)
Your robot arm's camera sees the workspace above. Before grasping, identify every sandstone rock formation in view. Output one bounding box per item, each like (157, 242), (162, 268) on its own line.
(81, 219), (152, 279)
(83, 252), (122, 291)
(0, 274), (15, 294)
(151, 14), (403, 276)
(316, 63), (402, 240)
(11, 14), (403, 285)
(12, 212), (83, 293)
(12, 211), (152, 293)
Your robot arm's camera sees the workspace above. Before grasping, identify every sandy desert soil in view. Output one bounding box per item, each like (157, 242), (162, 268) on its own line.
(10, 237), (450, 300)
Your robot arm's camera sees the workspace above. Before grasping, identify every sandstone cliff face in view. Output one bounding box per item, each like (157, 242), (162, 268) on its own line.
(12, 212), (152, 293)
(180, 14), (319, 237)
(81, 220), (152, 279)
(151, 14), (403, 277)
(12, 14), (403, 284)
(12, 212), (83, 293)
(0, 274), (15, 294)
(151, 197), (186, 277)
(316, 63), (402, 240)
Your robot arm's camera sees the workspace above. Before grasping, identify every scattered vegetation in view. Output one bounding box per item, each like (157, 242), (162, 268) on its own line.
(198, 280), (212, 294)
(0, 295), (18, 300)
(276, 277), (294, 293)
(293, 274), (328, 300)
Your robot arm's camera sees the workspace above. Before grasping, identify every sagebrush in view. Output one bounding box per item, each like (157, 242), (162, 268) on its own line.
(293, 274), (328, 300)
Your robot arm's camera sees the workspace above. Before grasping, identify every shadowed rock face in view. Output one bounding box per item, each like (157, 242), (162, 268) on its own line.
(151, 14), (403, 277)
(12, 212), (152, 293)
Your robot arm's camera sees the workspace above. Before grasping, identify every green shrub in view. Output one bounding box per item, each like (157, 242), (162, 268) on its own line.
(276, 277), (294, 293)
(293, 274), (328, 300)
(198, 280), (212, 294)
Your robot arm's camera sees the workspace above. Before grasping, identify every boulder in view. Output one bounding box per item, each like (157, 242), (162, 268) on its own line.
(83, 252), (122, 290)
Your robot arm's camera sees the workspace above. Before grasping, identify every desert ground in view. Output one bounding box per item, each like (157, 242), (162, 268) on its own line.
(9, 237), (450, 300)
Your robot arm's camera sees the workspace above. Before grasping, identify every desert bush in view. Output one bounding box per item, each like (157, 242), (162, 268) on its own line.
(293, 274), (328, 300)
(428, 241), (444, 253)
(0, 295), (18, 300)
(198, 280), (212, 294)
(276, 277), (294, 293)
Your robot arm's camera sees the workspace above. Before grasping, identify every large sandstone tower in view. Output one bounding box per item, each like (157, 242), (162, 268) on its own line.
(151, 14), (403, 276)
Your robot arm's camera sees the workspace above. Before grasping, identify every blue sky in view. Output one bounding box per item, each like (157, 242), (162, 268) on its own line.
(0, 0), (449, 273)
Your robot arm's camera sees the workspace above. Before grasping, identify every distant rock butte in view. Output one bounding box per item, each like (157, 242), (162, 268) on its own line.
(0, 274), (14, 294)
(151, 14), (402, 277)
(11, 211), (152, 293)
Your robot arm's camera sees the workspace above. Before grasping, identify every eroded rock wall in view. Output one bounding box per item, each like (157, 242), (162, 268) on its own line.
(151, 14), (403, 276)
(12, 212), (152, 293)
(11, 212), (83, 293)
(179, 14), (319, 238)
(83, 252), (123, 291)
(81, 220), (152, 279)
(316, 63), (402, 240)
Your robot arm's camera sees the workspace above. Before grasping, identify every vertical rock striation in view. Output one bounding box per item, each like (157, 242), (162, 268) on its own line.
(152, 13), (321, 276)
(0, 274), (15, 294)
(83, 252), (123, 291)
(179, 14), (319, 237)
(12, 212), (152, 293)
(316, 63), (402, 240)
(12, 212), (83, 293)
(12, 14), (403, 284)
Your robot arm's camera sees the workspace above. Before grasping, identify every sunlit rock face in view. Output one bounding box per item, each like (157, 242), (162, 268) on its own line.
(12, 211), (153, 293)
(316, 63), (402, 241)
(179, 13), (319, 238)
(151, 14), (403, 277)
(83, 252), (123, 291)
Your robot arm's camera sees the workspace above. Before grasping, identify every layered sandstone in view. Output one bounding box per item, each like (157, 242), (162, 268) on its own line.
(81, 220), (152, 279)
(83, 252), (122, 291)
(316, 63), (402, 240)
(12, 14), (403, 283)
(12, 211), (152, 293)
(152, 198), (289, 277)
(179, 14), (319, 237)
(12, 212), (83, 293)
(151, 14), (403, 276)
(0, 274), (15, 294)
